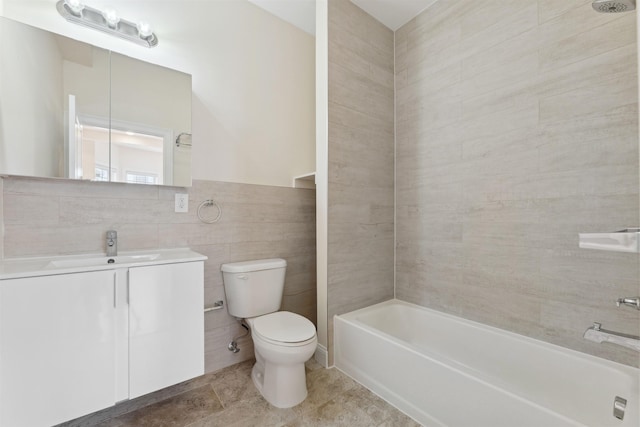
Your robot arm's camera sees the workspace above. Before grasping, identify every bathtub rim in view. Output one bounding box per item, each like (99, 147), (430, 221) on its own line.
(335, 298), (640, 377)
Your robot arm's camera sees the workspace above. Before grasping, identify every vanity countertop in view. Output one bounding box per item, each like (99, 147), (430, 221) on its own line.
(0, 248), (207, 280)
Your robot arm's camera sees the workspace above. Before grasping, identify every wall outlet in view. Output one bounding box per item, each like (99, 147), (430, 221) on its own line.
(175, 193), (189, 213)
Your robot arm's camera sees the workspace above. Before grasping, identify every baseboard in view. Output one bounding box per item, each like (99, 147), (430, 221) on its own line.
(314, 344), (328, 368)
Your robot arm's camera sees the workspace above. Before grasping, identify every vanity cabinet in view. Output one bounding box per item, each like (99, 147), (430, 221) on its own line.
(0, 258), (204, 427)
(0, 270), (119, 427)
(129, 262), (204, 398)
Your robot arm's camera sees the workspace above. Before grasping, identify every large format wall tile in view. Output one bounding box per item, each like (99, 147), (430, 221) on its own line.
(0, 176), (316, 373)
(395, 0), (639, 367)
(327, 0), (395, 364)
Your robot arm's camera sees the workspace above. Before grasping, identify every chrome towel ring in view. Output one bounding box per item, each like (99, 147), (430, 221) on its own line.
(197, 199), (222, 223)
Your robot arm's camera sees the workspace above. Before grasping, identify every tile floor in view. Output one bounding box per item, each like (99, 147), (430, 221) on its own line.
(58, 359), (421, 427)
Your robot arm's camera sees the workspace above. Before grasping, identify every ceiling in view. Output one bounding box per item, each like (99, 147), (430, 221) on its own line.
(248, 0), (439, 35)
(248, 0), (316, 35)
(351, 0), (439, 30)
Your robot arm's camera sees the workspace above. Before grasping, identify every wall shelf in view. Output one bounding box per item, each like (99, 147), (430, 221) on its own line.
(579, 229), (640, 253)
(293, 172), (316, 189)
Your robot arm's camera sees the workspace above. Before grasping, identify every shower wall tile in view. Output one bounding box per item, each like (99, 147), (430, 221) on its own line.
(537, 0), (591, 24)
(396, 0), (639, 367)
(0, 176), (316, 373)
(327, 0), (395, 365)
(461, 28), (540, 81)
(539, 13), (636, 72)
(459, 0), (532, 39)
(457, 2), (540, 64)
(537, 1), (624, 45)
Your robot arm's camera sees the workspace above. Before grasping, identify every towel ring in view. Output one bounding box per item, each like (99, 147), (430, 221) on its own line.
(197, 199), (222, 224)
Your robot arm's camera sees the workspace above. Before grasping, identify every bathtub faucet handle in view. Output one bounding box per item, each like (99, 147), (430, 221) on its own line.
(616, 297), (640, 310)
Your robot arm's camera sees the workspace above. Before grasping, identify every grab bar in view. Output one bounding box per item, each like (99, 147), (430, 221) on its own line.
(204, 300), (224, 313)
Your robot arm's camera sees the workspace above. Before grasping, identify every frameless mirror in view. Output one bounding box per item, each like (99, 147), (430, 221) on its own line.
(0, 16), (192, 186)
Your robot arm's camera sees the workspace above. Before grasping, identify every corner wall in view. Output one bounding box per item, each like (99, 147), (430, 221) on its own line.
(395, 0), (639, 367)
(326, 0), (395, 364)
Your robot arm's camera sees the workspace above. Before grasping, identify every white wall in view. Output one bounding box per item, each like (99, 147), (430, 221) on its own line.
(315, 0), (328, 359)
(1, 0), (315, 187)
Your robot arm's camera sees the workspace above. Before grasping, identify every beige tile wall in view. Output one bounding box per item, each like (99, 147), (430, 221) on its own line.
(326, 0), (395, 364)
(0, 176), (316, 373)
(395, 0), (639, 367)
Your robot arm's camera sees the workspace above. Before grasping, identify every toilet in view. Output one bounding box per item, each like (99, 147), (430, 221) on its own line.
(221, 258), (317, 408)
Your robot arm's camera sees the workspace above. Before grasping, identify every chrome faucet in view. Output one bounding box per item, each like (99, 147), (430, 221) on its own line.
(583, 322), (640, 352)
(616, 297), (640, 310)
(106, 230), (117, 257)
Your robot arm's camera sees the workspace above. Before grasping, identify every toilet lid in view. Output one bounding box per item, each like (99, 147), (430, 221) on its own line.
(252, 311), (316, 343)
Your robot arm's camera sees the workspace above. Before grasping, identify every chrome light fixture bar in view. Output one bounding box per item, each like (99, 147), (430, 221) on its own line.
(56, 0), (158, 48)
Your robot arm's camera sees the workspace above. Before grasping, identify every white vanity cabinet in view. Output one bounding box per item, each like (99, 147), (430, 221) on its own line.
(129, 262), (204, 398)
(0, 270), (119, 427)
(0, 251), (205, 427)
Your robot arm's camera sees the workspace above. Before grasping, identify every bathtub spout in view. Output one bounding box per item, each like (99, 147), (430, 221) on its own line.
(583, 322), (640, 352)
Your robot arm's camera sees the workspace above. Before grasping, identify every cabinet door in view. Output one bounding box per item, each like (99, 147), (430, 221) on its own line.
(0, 271), (117, 427)
(129, 262), (204, 398)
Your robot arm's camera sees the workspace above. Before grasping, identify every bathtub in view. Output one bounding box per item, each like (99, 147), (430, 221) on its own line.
(334, 299), (639, 427)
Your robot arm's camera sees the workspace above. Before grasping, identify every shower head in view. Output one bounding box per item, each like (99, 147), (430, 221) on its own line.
(592, 0), (636, 13)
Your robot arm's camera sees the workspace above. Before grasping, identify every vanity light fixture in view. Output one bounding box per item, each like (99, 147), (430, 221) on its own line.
(56, 0), (158, 48)
(101, 8), (120, 29)
(65, 0), (84, 16)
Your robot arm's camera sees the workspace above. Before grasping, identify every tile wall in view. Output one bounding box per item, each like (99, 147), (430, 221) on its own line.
(394, 0), (639, 366)
(0, 176), (316, 373)
(326, 0), (395, 364)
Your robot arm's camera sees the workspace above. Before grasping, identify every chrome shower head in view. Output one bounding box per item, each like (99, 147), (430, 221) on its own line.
(592, 0), (636, 12)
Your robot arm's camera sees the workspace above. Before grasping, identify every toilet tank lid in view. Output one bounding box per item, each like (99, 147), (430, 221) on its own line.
(221, 258), (286, 273)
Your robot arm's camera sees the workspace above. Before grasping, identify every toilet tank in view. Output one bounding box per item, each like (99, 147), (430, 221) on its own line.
(221, 258), (287, 318)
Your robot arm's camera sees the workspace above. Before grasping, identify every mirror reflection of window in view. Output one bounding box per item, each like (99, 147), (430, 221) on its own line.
(94, 165), (109, 182)
(126, 172), (158, 185)
(79, 125), (164, 185)
(110, 128), (164, 185)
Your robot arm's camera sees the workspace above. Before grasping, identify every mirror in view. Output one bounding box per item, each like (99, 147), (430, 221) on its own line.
(0, 16), (192, 186)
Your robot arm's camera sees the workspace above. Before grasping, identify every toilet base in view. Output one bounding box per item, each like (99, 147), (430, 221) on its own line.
(251, 353), (308, 408)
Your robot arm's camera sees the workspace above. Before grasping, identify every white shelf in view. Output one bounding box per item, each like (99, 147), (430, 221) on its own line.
(579, 229), (640, 253)
(293, 172), (316, 189)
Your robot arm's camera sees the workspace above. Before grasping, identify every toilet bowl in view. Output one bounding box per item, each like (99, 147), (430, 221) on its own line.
(247, 311), (317, 408)
(221, 259), (317, 408)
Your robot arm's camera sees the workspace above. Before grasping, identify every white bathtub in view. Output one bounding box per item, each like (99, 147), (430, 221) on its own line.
(334, 299), (640, 427)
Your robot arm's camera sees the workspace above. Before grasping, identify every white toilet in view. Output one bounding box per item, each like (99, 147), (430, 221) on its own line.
(221, 258), (317, 408)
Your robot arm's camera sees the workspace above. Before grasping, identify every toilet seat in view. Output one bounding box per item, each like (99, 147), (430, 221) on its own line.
(250, 311), (316, 346)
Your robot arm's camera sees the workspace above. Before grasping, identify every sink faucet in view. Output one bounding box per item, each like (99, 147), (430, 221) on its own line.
(106, 230), (117, 257)
(616, 297), (640, 310)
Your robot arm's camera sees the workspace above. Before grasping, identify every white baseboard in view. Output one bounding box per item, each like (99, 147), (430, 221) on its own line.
(314, 344), (328, 368)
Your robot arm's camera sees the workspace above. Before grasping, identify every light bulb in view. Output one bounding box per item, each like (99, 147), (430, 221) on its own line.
(136, 21), (153, 39)
(64, 0), (84, 16)
(102, 8), (120, 28)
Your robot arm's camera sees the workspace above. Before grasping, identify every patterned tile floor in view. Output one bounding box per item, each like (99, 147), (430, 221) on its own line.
(59, 359), (421, 427)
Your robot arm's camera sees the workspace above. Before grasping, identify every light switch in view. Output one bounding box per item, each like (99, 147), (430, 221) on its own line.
(175, 193), (188, 213)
